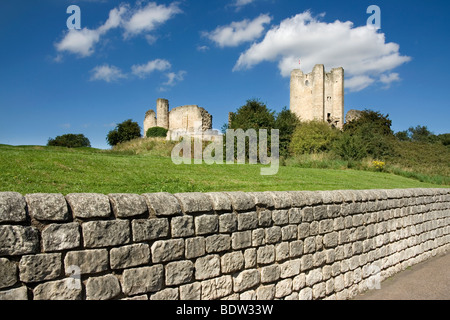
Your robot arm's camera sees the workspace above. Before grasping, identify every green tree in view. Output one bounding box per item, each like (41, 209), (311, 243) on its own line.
(228, 99), (276, 130)
(333, 132), (366, 161)
(47, 134), (91, 148)
(275, 107), (301, 158)
(408, 125), (438, 143)
(146, 127), (168, 138)
(395, 130), (411, 141)
(107, 119), (142, 146)
(290, 120), (338, 155)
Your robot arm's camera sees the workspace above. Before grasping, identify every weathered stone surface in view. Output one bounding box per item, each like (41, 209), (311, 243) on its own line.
(195, 255), (220, 280)
(150, 287), (179, 300)
(256, 284), (275, 300)
(280, 259), (301, 279)
(233, 269), (260, 293)
(205, 234), (231, 253)
(221, 251), (244, 274)
(122, 265), (164, 296)
(174, 192), (213, 214)
(267, 191), (292, 209)
(201, 275), (232, 300)
(185, 237), (206, 259)
(219, 213), (237, 233)
(247, 192), (274, 209)
(0, 192), (26, 223)
(0, 258), (17, 289)
(0, 225), (39, 256)
(237, 211), (258, 230)
(171, 215), (194, 237)
(205, 192), (232, 212)
(42, 222), (80, 252)
(252, 228), (265, 246)
(231, 231), (252, 249)
(151, 239), (184, 263)
(82, 220), (130, 248)
(86, 275), (121, 300)
(108, 193), (147, 218)
(180, 282), (201, 300)
(33, 278), (82, 300)
(225, 192), (255, 212)
(64, 249), (108, 274)
(66, 193), (111, 219)
(165, 260), (194, 286)
(244, 248), (257, 269)
(132, 218), (168, 242)
(282, 225), (297, 241)
(142, 192), (181, 216)
(195, 214), (218, 235)
(261, 265), (280, 284)
(258, 209), (272, 227)
(19, 253), (61, 283)
(110, 243), (150, 269)
(25, 193), (68, 221)
(275, 278), (292, 298)
(0, 286), (28, 300)
(257, 245), (275, 265)
(265, 226), (282, 244)
(275, 242), (290, 262)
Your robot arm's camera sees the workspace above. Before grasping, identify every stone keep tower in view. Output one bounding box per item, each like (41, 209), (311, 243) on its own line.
(290, 64), (344, 129)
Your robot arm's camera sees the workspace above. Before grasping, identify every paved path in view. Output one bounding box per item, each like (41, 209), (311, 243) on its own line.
(354, 252), (450, 300)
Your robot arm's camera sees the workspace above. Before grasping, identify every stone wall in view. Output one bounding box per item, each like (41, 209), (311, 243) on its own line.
(0, 189), (449, 300)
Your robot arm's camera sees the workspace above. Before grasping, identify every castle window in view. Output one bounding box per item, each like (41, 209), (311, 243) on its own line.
(305, 80), (310, 87)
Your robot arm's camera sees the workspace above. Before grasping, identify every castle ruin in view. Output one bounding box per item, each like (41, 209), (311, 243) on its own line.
(290, 64), (345, 129)
(144, 99), (217, 140)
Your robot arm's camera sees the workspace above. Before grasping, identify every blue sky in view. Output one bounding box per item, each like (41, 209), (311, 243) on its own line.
(0, 0), (449, 149)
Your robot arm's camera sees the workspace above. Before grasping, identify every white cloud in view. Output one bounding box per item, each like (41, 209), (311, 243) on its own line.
(233, 11), (411, 92)
(197, 45), (210, 52)
(231, 0), (256, 11)
(131, 59), (172, 78)
(90, 64), (127, 82)
(379, 72), (401, 88)
(204, 14), (272, 47)
(163, 70), (186, 86)
(123, 2), (182, 37)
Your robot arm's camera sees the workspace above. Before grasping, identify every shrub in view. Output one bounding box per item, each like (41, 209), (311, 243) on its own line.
(289, 120), (338, 155)
(107, 119), (142, 146)
(275, 107), (301, 158)
(47, 134), (91, 148)
(333, 132), (366, 161)
(146, 127), (168, 138)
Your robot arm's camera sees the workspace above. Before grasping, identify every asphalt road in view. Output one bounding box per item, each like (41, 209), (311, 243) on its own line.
(354, 252), (450, 300)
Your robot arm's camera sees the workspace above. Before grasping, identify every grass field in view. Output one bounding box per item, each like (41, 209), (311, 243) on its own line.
(0, 144), (446, 195)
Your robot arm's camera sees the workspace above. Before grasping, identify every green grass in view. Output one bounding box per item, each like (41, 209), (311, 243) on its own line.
(0, 144), (446, 195)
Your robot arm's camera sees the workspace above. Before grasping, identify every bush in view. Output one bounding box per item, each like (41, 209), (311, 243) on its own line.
(47, 134), (91, 148)
(289, 120), (338, 155)
(107, 119), (142, 146)
(333, 132), (366, 161)
(275, 107), (301, 158)
(146, 127), (168, 138)
(228, 99), (276, 130)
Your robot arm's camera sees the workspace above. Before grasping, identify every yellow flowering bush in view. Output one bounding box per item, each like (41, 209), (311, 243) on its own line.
(372, 161), (386, 171)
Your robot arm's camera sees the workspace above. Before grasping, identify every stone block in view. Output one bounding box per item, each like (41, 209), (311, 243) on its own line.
(280, 259), (301, 279)
(195, 214), (218, 235)
(298, 223), (310, 239)
(287, 191), (309, 208)
(19, 253), (61, 283)
(237, 211), (258, 230)
(313, 205), (328, 220)
(66, 193), (111, 219)
(290, 240), (303, 258)
(151, 239), (184, 263)
(224, 192), (255, 212)
(265, 226), (282, 244)
(275, 278), (292, 298)
(180, 282), (201, 300)
(231, 231), (252, 249)
(272, 209), (289, 225)
(0, 225), (39, 256)
(256, 284), (275, 300)
(132, 218), (169, 242)
(233, 269), (260, 293)
(86, 274), (121, 300)
(275, 242), (290, 262)
(108, 193), (147, 218)
(244, 248), (257, 269)
(221, 251), (244, 274)
(122, 265), (164, 296)
(64, 249), (108, 275)
(306, 268), (323, 286)
(201, 275), (233, 300)
(260, 265), (280, 283)
(0, 192), (27, 223)
(42, 222), (80, 252)
(257, 245), (275, 265)
(248, 192), (274, 209)
(205, 234), (231, 253)
(282, 225), (298, 241)
(25, 193), (69, 221)
(82, 220), (130, 248)
(0, 286), (28, 300)
(165, 260), (194, 286)
(323, 232), (339, 248)
(0, 258), (17, 289)
(174, 192), (213, 214)
(252, 228), (265, 246)
(195, 254), (220, 280)
(258, 210), (272, 227)
(150, 288), (179, 300)
(110, 243), (150, 269)
(219, 213), (237, 233)
(205, 192), (232, 212)
(33, 279), (82, 300)
(185, 237), (206, 259)
(142, 192), (181, 216)
(288, 208), (302, 224)
(171, 215), (194, 237)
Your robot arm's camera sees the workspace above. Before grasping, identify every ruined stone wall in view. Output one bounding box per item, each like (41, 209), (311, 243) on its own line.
(0, 189), (449, 300)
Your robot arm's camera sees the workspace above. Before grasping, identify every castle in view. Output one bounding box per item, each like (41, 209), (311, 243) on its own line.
(290, 64), (345, 129)
(144, 99), (217, 141)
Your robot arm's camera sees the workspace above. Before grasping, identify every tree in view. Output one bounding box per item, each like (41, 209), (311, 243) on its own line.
(146, 127), (168, 138)
(407, 125), (438, 143)
(275, 107), (301, 158)
(47, 134), (91, 148)
(333, 132), (367, 161)
(290, 120), (338, 155)
(395, 130), (411, 141)
(228, 99), (276, 130)
(107, 119), (141, 146)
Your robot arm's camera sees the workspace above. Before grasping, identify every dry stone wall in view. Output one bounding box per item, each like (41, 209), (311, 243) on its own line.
(0, 189), (449, 300)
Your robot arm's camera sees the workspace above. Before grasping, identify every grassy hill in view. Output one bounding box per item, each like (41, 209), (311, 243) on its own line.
(0, 142), (446, 195)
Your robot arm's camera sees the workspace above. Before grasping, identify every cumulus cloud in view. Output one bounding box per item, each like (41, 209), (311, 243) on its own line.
(204, 14), (272, 47)
(379, 72), (401, 88)
(131, 59), (172, 79)
(233, 11), (411, 92)
(55, 2), (180, 57)
(90, 64), (127, 82)
(163, 70), (186, 86)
